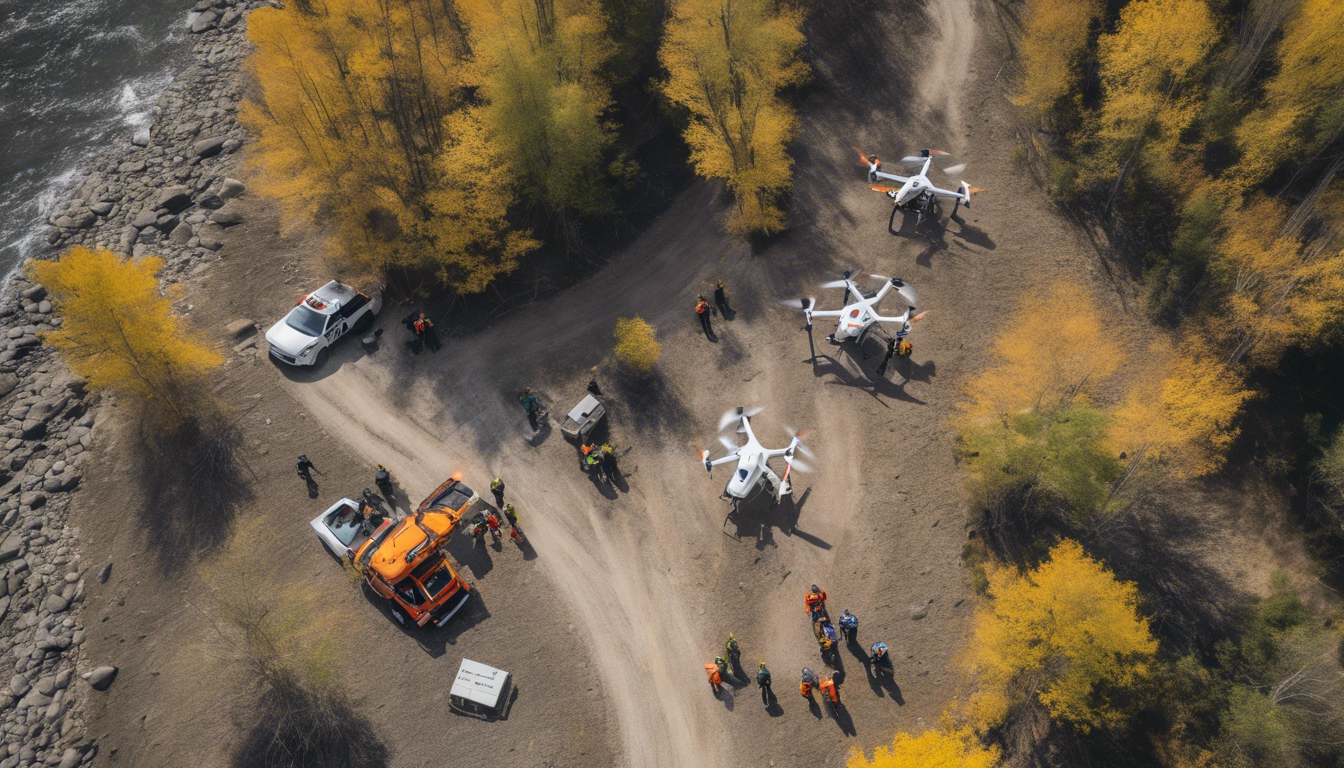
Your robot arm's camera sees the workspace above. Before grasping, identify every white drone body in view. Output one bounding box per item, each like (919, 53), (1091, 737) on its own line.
(788, 271), (926, 346)
(699, 407), (811, 504)
(856, 147), (983, 222)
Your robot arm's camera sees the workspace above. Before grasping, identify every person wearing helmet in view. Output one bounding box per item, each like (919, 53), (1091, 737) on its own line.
(800, 667), (818, 698)
(756, 661), (772, 705)
(374, 464), (395, 504)
(804, 585), (828, 618)
(362, 487), (381, 511)
(725, 633), (741, 669)
(838, 609), (859, 643)
(870, 641), (891, 677)
(819, 674), (840, 705)
(489, 476), (506, 507)
(705, 662), (723, 696)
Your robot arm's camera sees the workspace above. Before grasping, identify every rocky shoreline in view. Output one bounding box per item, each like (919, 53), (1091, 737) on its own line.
(0, 2), (263, 765)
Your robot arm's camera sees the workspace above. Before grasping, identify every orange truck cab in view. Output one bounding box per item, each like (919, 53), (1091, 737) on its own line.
(351, 477), (479, 628)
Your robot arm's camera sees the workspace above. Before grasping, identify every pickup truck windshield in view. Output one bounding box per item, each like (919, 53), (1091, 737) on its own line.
(285, 306), (326, 336)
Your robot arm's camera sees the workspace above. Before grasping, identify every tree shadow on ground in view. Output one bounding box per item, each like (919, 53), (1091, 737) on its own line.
(976, 486), (1249, 654)
(608, 367), (694, 439)
(233, 667), (389, 768)
(134, 409), (253, 575)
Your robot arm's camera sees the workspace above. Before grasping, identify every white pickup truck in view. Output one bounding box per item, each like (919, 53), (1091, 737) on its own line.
(265, 281), (382, 367)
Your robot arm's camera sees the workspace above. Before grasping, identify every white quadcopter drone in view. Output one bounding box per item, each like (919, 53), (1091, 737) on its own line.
(698, 407), (812, 506)
(784, 270), (928, 351)
(855, 147), (984, 225)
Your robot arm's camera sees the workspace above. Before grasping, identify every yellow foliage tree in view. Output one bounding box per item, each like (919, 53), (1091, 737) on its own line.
(660, 0), (807, 234)
(613, 316), (661, 372)
(1091, 0), (1218, 186)
(1233, 0), (1344, 190)
(957, 281), (1123, 422)
(26, 247), (221, 420)
(242, 0), (535, 290)
(1110, 335), (1254, 477)
(848, 727), (1000, 768)
(1013, 0), (1102, 119)
(1210, 188), (1344, 365)
(964, 540), (1158, 732)
(455, 0), (616, 216)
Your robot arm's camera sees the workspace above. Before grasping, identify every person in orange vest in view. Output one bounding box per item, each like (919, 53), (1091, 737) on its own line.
(705, 661), (723, 696)
(695, 295), (713, 337)
(804, 584), (829, 618)
(417, 313), (440, 352)
(485, 511), (502, 541)
(800, 667), (819, 698)
(819, 674), (840, 705)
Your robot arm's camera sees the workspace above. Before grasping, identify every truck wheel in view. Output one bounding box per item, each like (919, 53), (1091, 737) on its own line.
(353, 312), (373, 333)
(390, 605), (409, 626)
(315, 347), (329, 368)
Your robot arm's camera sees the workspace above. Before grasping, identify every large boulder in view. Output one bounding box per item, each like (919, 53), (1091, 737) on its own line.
(169, 221), (194, 245)
(131, 208), (159, 229)
(117, 160), (146, 174)
(190, 10), (218, 33)
(219, 178), (245, 199)
(210, 206), (242, 226)
(154, 186), (193, 214)
(193, 136), (226, 158)
(89, 201), (113, 216)
(86, 666), (118, 691)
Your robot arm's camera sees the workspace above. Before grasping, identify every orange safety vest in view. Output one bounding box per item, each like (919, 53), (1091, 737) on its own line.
(820, 678), (838, 703)
(800, 680), (813, 697)
(805, 590), (827, 611)
(582, 443), (596, 456)
(696, 301), (709, 315)
(413, 319), (426, 334)
(705, 664), (722, 685)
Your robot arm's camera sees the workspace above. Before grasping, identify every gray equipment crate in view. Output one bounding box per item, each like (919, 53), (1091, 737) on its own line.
(560, 394), (605, 444)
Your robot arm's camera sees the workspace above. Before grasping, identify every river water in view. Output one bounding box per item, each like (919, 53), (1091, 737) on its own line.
(0, 0), (193, 276)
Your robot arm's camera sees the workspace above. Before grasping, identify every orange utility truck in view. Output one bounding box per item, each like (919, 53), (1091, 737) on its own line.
(347, 476), (479, 628)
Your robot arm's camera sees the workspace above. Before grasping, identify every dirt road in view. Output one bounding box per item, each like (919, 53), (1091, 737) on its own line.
(277, 0), (989, 764)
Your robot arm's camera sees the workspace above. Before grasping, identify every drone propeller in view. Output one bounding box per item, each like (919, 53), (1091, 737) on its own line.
(785, 427), (815, 459)
(869, 185), (897, 193)
(718, 406), (762, 433)
(781, 297), (815, 310)
(943, 163), (967, 176)
(963, 184), (986, 196)
(693, 439), (711, 470)
(788, 457), (815, 474)
(820, 279), (850, 289)
(911, 310), (930, 322)
(852, 146), (876, 167)
(718, 434), (741, 451)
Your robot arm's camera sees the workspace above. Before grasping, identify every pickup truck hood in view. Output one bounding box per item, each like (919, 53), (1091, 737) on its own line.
(265, 319), (318, 356)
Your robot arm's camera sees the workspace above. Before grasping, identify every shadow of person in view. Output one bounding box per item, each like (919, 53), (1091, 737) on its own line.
(949, 213), (996, 249)
(720, 686), (735, 711)
(807, 695), (823, 719)
(304, 476), (319, 499)
(446, 527), (494, 579)
(883, 676), (905, 705)
(514, 535), (538, 560)
(829, 701), (857, 736)
(526, 419), (552, 447)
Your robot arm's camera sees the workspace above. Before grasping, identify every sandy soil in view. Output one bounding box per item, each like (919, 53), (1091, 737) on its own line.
(63, 0), (1333, 766)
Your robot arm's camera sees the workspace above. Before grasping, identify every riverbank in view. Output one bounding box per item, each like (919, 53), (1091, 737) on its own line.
(0, 2), (262, 765)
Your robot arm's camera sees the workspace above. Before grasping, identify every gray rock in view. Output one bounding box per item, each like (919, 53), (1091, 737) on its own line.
(37, 300), (51, 314)
(909, 603), (929, 620)
(0, 595), (8, 621)
(9, 674), (29, 697)
(0, 373), (18, 399)
(20, 285), (46, 301)
(190, 10), (218, 32)
(209, 207), (242, 226)
(0, 532), (22, 563)
(88, 201), (113, 216)
(52, 215), (75, 229)
(56, 748), (82, 768)
(131, 209), (158, 229)
(42, 473), (79, 494)
(219, 178), (245, 199)
(19, 492), (45, 509)
(117, 160), (146, 174)
(97, 563), (111, 583)
(70, 211), (96, 229)
(42, 594), (69, 614)
(224, 319), (254, 338)
(86, 666), (117, 691)
(34, 677), (55, 697)
(153, 186), (193, 214)
(132, 127), (152, 147)
(169, 221), (193, 245)
(193, 136), (226, 158)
